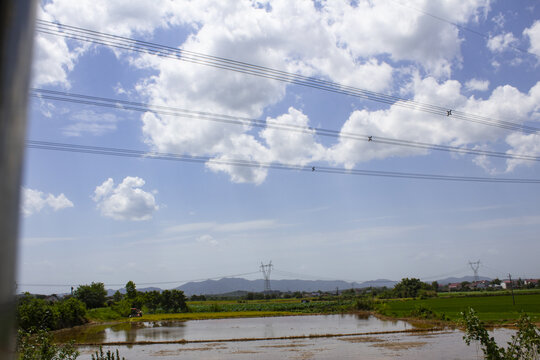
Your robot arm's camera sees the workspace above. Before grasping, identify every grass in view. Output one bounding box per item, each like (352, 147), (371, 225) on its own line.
(86, 299), (355, 323)
(377, 293), (540, 324)
(115, 311), (298, 322)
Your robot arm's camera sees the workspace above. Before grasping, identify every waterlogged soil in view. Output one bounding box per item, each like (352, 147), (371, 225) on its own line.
(56, 314), (515, 359)
(76, 329), (515, 359)
(55, 314), (412, 344)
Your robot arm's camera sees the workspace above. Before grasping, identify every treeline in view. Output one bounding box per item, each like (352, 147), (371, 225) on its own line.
(16, 280), (188, 331)
(16, 294), (87, 332)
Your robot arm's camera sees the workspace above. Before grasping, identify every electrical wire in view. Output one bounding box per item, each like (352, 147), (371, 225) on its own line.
(34, 19), (540, 135)
(18, 271), (261, 288)
(26, 140), (540, 184)
(30, 88), (540, 163)
(389, 0), (537, 58)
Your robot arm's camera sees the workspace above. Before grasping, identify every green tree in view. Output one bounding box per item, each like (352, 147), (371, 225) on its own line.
(462, 308), (540, 359)
(125, 280), (137, 299)
(16, 294), (56, 331)
(112, 290), (123, 302)
(431, 281), (439, 291)
(393, 278), (429, 298)
(55, 297), (87, 329)
(74, 282), (107, 309)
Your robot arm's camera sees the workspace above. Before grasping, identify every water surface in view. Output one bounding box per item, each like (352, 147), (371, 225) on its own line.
(56, 314), (412, 343)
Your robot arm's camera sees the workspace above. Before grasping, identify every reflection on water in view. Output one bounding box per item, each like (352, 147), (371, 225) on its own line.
(76, 328), (516, 360)
(55, 314), (412, 344)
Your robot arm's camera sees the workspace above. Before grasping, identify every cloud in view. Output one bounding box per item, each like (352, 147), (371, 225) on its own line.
(165, 219), (277, 234)
(62, 110), (119, 136)
(523, 20), (540, 57)
(465, 78), (490, 92)
(326, 76), (540, 171)
(463, 215), (540, 230)
(22, 236), (76, 246)
(197, 234), (218, 246)
(34, 0), (182, 87)
(487, 32), (518, 53)
(21, 188), (74, 216)
(92, 176), (159, 221)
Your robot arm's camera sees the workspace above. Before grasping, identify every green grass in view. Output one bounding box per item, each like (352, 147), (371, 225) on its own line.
(87, 299), (355, 323)
(378, 293), (540, 324)
(116, 311), (298, 322)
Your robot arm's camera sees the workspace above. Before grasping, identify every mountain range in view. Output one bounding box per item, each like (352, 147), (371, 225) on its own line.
(105, 276), (491, 297)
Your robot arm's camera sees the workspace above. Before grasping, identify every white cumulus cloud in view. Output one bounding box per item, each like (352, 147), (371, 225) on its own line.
(523, 20), (540, 57)
(21, 188), (74, 216)
(487, 32), (518, 53)
(92, 176), (159, 221)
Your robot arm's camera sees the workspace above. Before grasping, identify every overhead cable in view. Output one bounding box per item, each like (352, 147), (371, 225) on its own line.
(30, 89), (540, 163)
(34, 19), (540, 135)
(26, 140), (540, 184)
(18, 271), (261, 288)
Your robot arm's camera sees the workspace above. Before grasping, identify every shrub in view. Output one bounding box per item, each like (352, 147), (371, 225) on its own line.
(462, 308), (540, 359)
(17, 329), (79, 360)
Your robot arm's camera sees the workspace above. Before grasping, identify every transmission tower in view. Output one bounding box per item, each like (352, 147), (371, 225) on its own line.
(260, 261), (273, 292)
(469, 260), (481, 282)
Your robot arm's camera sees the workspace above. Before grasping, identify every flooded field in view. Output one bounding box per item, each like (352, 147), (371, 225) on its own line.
(55, 314), (412, 344)
(76, 328), (514, 359)
(55, 314), (513, 359)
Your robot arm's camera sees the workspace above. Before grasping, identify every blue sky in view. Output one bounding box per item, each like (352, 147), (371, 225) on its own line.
(19, 0), (540, 294)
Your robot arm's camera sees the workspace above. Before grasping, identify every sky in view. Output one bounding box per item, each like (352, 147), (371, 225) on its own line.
(18, 0), (540, 294)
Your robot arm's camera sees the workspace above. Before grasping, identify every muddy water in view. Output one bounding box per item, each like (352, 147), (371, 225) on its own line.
(56, 314), (412, 343)
(57, 314), (514, 359)
(76, 328), (515, 359)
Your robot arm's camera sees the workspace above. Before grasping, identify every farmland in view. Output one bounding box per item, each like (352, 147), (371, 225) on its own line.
(376, 292), (540, 324)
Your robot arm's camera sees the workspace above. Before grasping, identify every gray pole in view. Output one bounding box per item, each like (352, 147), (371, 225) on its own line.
(0, 0), (37, 358)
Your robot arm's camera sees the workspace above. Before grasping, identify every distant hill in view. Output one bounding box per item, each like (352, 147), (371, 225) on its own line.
(357, 279), (397, 288)
(436, 276), (491, 286)
(175, 278), (358, 296)
(106, 286), (162, 296)
(102, 276), (489, 297)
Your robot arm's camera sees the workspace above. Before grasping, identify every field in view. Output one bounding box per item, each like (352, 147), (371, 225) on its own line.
(86, 291), (540, 325)
(87, 298), (355, 322)
(378, 292), (540, 324)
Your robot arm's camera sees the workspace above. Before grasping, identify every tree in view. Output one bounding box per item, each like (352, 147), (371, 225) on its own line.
(125, 281), (137, 299)
(462, 308), (540, 359)
(393, 278), (429, 298)
(431, 281), (439, 291)
(55, 297), (87, 329)
(74, 282), (107, 309)
(112, 290), (123, 302)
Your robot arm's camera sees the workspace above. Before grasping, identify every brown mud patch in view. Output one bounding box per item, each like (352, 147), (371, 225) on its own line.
(371, 341), (427, 350)
(339, 336), (385, 343)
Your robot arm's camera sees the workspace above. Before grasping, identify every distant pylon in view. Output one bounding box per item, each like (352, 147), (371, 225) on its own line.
(469, 260), (480, 282)
(260, 261), (273, 292)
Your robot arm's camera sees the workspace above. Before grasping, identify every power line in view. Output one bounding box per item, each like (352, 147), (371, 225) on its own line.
(26, 140), (540, 184)
(18, 271), (261, 288)
(389, 0), (538, 59)
(30, 89), (540, 164)
(34, 19), (540, 135)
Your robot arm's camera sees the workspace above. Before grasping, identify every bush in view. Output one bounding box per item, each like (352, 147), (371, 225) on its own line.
(17, 329), (79, 360)
(354, 297), (374, 311)
(462, 308), (540, 359)
(410, 304), (437, 319)
(55, 298), (87, 329)
(16, 294), (87, 332)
